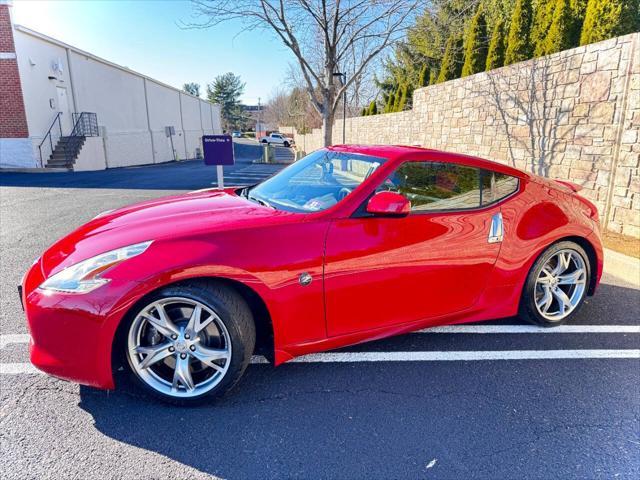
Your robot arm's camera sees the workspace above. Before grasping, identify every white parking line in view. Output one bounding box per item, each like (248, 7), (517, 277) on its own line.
(1, 325), (636, 350)
(418, 325), (640, 334)
(0, 334), (30, 349)
(2, 349), (638, 375)
(278, 350), (640, 363)
(0, 363), (39, 375)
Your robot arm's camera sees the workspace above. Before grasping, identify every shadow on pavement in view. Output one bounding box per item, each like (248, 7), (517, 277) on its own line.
(0, 159), (249, 191)
(77, 283), (639, 479)
(1, 141), (265, 191)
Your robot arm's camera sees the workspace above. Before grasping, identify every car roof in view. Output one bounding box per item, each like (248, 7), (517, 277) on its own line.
(326, 144), (528, 179)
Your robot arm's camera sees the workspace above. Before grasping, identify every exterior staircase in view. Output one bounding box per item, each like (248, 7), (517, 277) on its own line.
(46, 136), (86, 170)
(38, 112), (98, 171)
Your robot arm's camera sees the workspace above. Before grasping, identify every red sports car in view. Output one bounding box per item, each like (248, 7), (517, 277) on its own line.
(22, 145), (603, 404)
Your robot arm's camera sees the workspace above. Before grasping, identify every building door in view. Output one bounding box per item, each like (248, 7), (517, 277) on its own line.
(56, 87), (72, 133)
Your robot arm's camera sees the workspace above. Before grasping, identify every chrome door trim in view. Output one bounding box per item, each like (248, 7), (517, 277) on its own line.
(488, 212), (504, 244)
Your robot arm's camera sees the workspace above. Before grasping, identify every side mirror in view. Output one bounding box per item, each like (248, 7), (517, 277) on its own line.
(366, 191), (410, 216)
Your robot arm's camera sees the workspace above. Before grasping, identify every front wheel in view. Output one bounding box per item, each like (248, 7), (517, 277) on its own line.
(123, 281), (255, 405)
(283, 141), (290, 147)
(519, 241), (591, 327)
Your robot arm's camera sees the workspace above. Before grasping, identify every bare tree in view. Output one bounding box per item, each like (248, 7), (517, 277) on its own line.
(191, 0), (420, 146)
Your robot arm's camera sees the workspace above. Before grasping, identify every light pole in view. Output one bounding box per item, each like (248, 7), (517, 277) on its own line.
(332, 71), (346, 144)
(256, 97), (261, 140)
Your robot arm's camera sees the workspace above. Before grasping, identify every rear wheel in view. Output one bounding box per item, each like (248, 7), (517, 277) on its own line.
(123, 281), (255, 405)
(519, 241), (591, 327)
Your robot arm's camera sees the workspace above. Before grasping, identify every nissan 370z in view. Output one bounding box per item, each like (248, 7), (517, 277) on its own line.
(22, 145), (603, 404)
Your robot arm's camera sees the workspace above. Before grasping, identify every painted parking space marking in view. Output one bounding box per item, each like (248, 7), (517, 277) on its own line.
(417, 325), (640, 334)
(0, 334), (30, 349)
(2, 327), (638, 375)
(2, 349), (638, 375)
(0, 363), (39, 375)
(276, 349), (640, 363)
(2, 325), (637, 349)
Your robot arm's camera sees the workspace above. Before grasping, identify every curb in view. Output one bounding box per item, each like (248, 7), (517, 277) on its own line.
(0, 167), (69, 173)
(603, 248), (640, 286)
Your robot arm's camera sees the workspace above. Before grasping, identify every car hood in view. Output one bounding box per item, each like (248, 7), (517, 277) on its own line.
(40, 189), (294, 276)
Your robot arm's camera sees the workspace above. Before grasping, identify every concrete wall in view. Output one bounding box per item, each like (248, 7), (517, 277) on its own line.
(3, 24), (222, 170)
(288, 33), (640, 236)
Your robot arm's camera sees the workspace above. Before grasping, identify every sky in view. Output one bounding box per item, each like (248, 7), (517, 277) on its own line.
(11, 0), (293, 105)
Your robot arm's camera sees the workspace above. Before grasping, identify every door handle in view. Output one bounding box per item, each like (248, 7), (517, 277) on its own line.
(488, 212), (503, 244)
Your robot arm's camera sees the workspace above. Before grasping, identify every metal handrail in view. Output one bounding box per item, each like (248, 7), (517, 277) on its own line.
(37, 112), (62, 167)
(71, 112), (99, 137)
(65, 112), (99, 165)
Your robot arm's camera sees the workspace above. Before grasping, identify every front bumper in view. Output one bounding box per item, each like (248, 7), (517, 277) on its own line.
(22, 260), (127, 390)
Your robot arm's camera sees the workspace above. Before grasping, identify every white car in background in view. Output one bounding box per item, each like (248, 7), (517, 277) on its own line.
(259, 133), (294, 147)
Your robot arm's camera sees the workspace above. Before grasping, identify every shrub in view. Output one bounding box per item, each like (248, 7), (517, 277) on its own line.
(462, 5), (489, 77)
(436, 33), (464, 83)
(580, 0), (640, 45)
(531, 0), (556, 56)
(544, 0), (575, 54)
(486, 19), (506, 69)
(367, 100), (378, 115)
(504, 0), (533, 65)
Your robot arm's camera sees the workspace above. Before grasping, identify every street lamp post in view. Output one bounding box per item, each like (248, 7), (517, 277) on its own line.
(333, 72), (346, 144)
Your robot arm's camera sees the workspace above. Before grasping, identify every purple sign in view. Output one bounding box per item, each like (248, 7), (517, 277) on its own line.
(202, 135), (234, 166)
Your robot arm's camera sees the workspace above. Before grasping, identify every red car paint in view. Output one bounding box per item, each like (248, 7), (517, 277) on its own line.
(22, 146), (603, 389)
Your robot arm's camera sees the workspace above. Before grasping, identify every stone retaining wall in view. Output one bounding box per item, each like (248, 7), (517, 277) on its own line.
(286, 33), (640, 236)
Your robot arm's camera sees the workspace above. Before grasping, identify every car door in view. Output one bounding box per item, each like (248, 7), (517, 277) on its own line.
(324, 160), (518, 337)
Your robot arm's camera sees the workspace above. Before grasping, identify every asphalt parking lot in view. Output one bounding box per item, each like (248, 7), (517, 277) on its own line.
(1, 155), (639, 480)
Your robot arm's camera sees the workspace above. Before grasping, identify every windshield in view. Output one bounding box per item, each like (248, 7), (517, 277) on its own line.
(247, 150), (385, 212)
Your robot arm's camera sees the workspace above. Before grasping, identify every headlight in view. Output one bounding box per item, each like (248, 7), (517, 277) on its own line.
(39, 241), (152, 294)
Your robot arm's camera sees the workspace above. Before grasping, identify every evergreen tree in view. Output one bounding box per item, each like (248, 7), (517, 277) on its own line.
(207, 72), (245, 131)
(392, 86), (402, 111)
(531, 0), (556, 56)
(486, 19), (506, 69)
(361, 107), (368, 116)
(384, 92), (396, 113)
(428, 69), (438, 85)
(368, 100), (378, 115)
(396, 84), (409, 111)
(544, 0), (574, 54)
(580, 0), (640, 46)
(462, 4), (489, 77)
(568, 0), (588, 46)
(418, 64), (430, 87)
(504, 0), (533, 65)
(436, 34), (464, 83)
(182, 82), (201, 97)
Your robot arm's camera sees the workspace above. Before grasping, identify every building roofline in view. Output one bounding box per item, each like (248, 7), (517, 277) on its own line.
(13, 24), (215, 105)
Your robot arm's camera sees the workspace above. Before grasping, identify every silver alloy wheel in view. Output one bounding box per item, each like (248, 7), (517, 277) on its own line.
(127, 297), (232, 398)
(534, 249), (587, 321)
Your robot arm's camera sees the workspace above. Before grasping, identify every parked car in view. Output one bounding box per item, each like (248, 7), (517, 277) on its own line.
(259, 132), (294, 147)
(22, 145), (602, 405)
(231, 131), (242, 138)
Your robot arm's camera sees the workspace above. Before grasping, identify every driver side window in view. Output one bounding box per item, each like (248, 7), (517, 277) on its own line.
(377, 161), (518, 212)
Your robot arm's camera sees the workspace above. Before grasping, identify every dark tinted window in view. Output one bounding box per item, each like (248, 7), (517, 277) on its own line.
(378, 162), (518, 212)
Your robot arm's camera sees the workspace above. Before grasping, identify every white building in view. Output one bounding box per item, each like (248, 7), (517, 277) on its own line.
(0, 0), (221, 170)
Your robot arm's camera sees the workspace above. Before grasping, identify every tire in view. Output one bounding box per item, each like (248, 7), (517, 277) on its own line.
(121, 280), (255, 406)
(261, 139), (268, 144)
(519, 241), (591, 327)
(283, 141), (290, 148)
